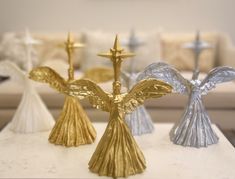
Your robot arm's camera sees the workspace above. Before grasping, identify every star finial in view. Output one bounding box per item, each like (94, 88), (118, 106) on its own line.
(22, 28), (41, 46)
(182, 31), (212, 52)
(98, 35), (135, 62)
(64, 32), (84, 54)
(122, 29), (144, 52)
(61, 32), (84, 80)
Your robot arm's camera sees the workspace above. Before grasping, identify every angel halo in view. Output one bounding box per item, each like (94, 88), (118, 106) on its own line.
(0, 29), (55, 133)
(137, 32), (235, 148)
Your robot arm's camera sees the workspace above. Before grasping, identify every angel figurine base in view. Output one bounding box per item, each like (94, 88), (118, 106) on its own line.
(122, 72), (154, 136)
(49, 96), (96, 147)
(170, 86), (219, 147)
(89, 102), (146, 177)
(125, 105), (154, 136)
(10, 80), (54, 133)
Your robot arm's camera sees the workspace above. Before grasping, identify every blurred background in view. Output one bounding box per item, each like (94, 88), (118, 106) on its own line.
(0, 0), (234, 40)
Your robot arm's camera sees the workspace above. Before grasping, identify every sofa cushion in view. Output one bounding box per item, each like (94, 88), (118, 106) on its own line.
(161, 32), (219, 72)
(33, 33), (84, 68)
(0, 71), (235, 109)
(82, 30), (161, 72)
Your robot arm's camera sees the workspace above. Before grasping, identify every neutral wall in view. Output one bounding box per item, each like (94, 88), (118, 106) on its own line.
(0, 0), (235, 42)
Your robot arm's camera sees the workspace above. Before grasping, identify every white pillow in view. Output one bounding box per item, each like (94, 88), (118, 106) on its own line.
(82, 30), (161, 72)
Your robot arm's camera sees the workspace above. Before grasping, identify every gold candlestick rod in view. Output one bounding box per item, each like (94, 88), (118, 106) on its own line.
(63, 33), (84, 81)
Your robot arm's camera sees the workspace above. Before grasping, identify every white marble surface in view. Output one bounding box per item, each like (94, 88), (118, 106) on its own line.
(0, 123), (235, 179)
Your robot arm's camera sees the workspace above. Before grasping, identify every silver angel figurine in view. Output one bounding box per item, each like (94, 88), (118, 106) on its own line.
(121, 30), (154, 136)
(138, 62), (235, 147)
(122, 72), (154, 135)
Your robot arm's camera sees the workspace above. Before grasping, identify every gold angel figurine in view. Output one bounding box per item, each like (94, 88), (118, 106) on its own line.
(30, 35), (172, 177)
(29, 33), (96, 147)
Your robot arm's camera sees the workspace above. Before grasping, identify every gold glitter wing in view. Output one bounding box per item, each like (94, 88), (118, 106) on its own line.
(82, 67), (114, 83)
(68, 79), (111, 112)
(123, 78), (173, 113)
(29, 66), (68, 94)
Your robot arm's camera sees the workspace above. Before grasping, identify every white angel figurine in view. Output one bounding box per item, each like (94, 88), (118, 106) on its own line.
(0, 30), (54, 133)
(138, 62), (235, 147)
(121, 30), (154, 136)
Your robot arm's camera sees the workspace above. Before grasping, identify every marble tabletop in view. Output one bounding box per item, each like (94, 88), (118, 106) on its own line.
(0, 123), (235, 179)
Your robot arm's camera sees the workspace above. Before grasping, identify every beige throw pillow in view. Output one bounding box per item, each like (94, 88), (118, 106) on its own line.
(34, 33), (84, 68)
(161, 32), (219, 72)
(82, 30), (161, 72)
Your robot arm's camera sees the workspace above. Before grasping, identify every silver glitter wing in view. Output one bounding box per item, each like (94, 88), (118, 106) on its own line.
(137, 62), (191, 95)
(200, 66), (235, 95)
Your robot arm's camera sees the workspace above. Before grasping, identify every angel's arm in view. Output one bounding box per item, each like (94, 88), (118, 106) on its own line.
(137, 62), (191, 95)
(29, 66), (67, 94)
(123, 78), (172, 113)
(68, 79), (111, 112)
(200, 66), (235, 94)
(0, 60), (25, 84)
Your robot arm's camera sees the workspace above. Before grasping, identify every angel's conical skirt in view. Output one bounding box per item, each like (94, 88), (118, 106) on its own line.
(125, 105), (154, 136)
(171, 95), (219, 147)
(89, 110), (146, 177)
(49, 96), (96, 147)
(10, 86), (55, 133)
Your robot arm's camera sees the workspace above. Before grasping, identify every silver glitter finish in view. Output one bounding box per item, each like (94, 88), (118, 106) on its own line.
(138, 62), (235, 147)
(122, 72), (154, 136)
(121, 30), (154, 136)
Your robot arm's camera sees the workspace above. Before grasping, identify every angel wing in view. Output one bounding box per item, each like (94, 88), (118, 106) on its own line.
(0, 60), (25, 84)
(137, 62), (191, 95)
(200, 66), (235, 94)
(68, 79), (111, 112)
(29, 66), (68, 94)
(123, 78), (172, 113)
(82, 67), (114, 83)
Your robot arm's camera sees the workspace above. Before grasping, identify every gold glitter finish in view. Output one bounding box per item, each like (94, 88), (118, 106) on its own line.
(29, 33), (96, 147)
(66, 35), (173, 177)
(49, 96), (95, 146)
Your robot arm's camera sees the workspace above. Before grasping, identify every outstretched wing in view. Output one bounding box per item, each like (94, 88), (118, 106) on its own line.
(29, 66), (67, 93)
(0, 60), (25, 84)
(123, 78), (172, 113)
(200, 66), (235, 94)
(82, 67), (114, 83)
(137, 62), (191, 95)
(68, 79), (111, 112)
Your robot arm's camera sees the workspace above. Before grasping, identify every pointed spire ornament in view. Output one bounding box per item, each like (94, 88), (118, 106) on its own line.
(36, 35), (172, 178)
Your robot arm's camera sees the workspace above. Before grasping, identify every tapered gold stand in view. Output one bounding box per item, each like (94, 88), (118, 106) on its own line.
(49, 96), (96, 146)
(89, 113), (146, 177)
